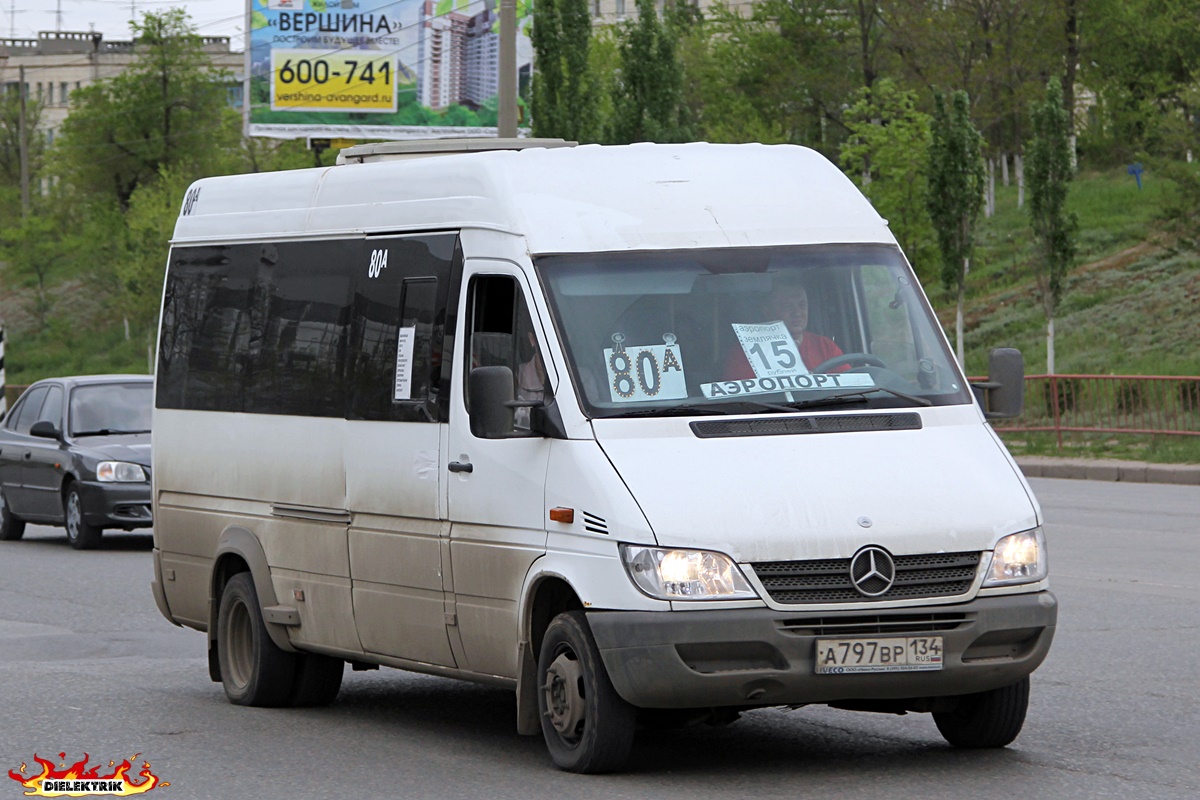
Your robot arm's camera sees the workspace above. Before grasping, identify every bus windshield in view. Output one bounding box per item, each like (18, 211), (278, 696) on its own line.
(536, 244), (970, 418)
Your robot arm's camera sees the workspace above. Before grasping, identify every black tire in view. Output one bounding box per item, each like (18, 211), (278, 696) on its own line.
(289, 653), (344, 707)
(0, 488), (26, 541)
(934, 677), (1030, 748)
(64, 484), (102, 550)
(216, 573), (297, 707)
(537, 610), (637, 774)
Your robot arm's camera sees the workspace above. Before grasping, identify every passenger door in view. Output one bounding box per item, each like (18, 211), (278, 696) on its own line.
(0, 386), (48, 516)
(347, 233), (460, 668)
(24, 384), (65, 519)
(445, 264), (554, 678)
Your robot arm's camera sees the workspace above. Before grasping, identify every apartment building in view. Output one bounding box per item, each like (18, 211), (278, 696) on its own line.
(0, 30), (243, 145)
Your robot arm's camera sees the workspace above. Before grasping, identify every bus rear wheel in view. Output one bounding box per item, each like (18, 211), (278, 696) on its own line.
(217, 573), (296, 707)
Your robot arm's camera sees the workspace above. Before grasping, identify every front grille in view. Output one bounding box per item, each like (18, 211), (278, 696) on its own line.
(751, 551), (981, 604)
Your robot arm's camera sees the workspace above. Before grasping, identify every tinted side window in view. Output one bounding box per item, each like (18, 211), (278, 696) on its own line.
(158, 234), (459, 422)
(11, 387), (48, 435)
(464, 275), (546, 433)
(348, 234), (456, 423)
(36, 386), (64, 429)
(244, 240), (353, 417)
(157, 245), (260, 412)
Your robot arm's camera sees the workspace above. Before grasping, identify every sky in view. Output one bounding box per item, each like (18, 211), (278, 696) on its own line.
(11, 0), (248, 48)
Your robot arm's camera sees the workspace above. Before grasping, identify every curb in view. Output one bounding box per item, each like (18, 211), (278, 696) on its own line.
(1015, 457), (1200, 486)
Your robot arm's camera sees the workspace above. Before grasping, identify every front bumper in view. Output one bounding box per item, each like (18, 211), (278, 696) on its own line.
(77, 480), (153, 529)
(587, 591), (1056, 709)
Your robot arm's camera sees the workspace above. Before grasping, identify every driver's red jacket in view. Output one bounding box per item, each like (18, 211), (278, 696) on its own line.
(724, 332), (848, 378)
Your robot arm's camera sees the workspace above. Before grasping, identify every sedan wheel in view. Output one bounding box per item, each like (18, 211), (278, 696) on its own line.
(64, 485), (102, 550)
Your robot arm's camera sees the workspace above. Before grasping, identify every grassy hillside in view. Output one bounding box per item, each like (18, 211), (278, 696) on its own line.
(930, 165), (1199, 378)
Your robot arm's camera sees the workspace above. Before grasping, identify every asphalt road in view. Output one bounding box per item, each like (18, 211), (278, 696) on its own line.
(1, 477), (1197, 799)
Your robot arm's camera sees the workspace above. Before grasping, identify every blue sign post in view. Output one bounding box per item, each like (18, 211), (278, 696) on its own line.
(1127, 162), (1144, 190)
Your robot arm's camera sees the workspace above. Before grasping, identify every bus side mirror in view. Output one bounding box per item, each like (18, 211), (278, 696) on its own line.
(468, 366), (516, 439)
(971, 348), (1024, 420)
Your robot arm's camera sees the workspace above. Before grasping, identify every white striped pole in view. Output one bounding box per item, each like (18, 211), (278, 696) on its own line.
(0, 324), (6, 417)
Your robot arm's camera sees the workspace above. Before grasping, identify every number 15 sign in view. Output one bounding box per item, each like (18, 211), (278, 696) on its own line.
(732, 321), (809, 378)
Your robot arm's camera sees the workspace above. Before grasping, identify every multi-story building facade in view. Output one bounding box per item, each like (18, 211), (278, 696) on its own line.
(589, 0), (714, 24)
(0, 30), (242, 145)
(464, 7), (500, 108)
(418, 1), (470, 111)
(419, 1), (511, 112)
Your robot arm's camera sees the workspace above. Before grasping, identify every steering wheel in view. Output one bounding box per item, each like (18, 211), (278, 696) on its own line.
(813, 353), (887, 373)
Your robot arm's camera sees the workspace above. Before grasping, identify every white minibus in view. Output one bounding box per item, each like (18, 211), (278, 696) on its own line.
(151, 141), (1054, 773)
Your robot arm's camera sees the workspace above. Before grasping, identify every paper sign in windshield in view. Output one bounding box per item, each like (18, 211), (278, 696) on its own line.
(394, 327), (416, 400)
(732, 321), (809, 377)
(700, 372), (875, 399)
(605, 337), (687, 403)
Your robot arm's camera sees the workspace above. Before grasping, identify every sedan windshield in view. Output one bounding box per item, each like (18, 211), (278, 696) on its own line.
(69, 383), (153, 436)
(536, 244), (970, 418)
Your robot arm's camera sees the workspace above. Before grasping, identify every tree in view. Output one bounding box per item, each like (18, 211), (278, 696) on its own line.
(926, 90), (985, 367)
(531, 0), (599, 141)
(51, 9), (241, 212)
(687, 0), (859, 149)
(0, 212), (59, 328)
(608, 0), (694, 143)
(0, 91), (46, 198)
(1078, 0), (1200, 164)
(881, 0), (1062, 158)
(1027, 78), (1077, 375)
(118, 168), (197, 329)
(840, 79), (937, 282)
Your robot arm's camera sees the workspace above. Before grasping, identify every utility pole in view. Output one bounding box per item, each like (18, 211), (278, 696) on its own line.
(8, 0), (25, 40)
(497, 0), (517, 137)
(18, 64), (30, 216)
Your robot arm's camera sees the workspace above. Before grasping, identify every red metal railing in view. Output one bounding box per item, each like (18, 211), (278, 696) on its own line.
(987, 374), (1200, 444)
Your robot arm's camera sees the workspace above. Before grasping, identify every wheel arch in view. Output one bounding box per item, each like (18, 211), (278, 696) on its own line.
(58, 473), (78, 512)
(208, 526), (296, 681)
(514, 570), (584, 736)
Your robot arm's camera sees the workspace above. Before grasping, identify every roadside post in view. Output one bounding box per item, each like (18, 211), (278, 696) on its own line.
(0, 323), (6, 417)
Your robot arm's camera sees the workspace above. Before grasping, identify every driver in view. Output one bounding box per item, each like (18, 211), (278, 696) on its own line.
(725, 279), (846, 378)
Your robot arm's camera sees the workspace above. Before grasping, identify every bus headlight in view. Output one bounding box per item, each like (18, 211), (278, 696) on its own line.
(983, 528), (1047, 586)
(621, 545), (758, 600)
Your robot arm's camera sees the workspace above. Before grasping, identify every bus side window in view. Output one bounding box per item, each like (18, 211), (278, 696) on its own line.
(464, 274), (546, 433)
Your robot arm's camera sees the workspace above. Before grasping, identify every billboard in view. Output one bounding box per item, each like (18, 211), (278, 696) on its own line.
(247, 0), (532, 140)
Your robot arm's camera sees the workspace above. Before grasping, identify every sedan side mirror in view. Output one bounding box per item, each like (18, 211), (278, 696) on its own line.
(29, 420), (62, 440)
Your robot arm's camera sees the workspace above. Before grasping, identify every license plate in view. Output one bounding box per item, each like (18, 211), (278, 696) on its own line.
(815, 636), (943, 674)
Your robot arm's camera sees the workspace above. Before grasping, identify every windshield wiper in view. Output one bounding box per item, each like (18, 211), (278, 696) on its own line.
(603, 389), (931, 418)
(780, 387), (934, 411)
(608, 402), (778, 418)
(72, 428), (150, 437)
